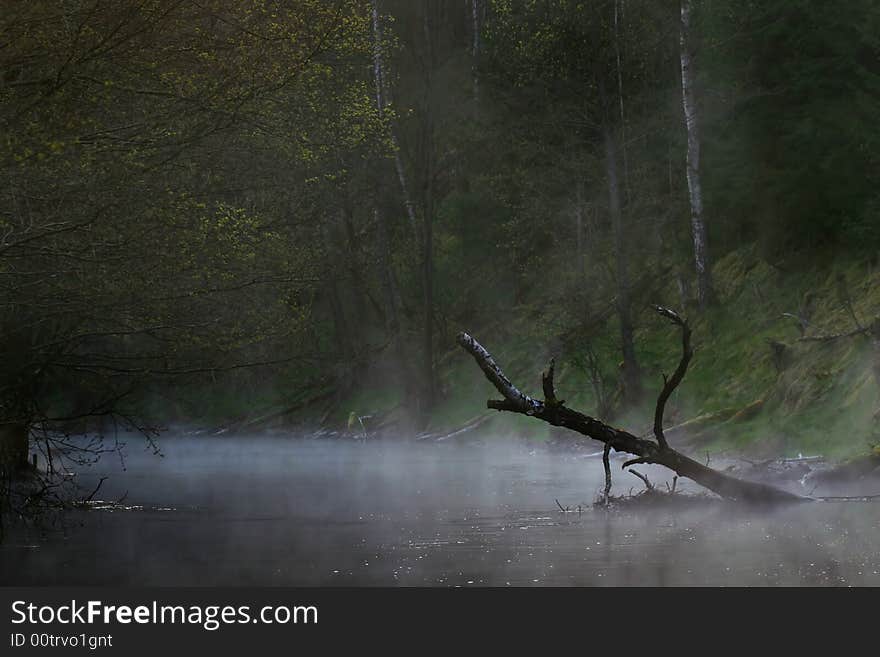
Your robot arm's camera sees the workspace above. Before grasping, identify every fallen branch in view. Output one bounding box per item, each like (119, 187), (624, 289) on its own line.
(416, 414), (492, 442)
(628, 469), (654, 491)
(457, 309), (806, 504)
(815, 493), (880, 502)
(798, 326), (868, 343)
(837, 273), (864, 333)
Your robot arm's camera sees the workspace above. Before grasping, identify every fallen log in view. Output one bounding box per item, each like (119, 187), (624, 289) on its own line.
(457, 307), (806, 504)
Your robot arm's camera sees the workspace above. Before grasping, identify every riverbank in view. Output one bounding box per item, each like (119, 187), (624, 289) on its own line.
(158, 246), (880, 467)
(334, 246), (880, 463)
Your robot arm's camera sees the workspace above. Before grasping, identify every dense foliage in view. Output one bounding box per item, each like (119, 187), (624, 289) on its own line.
(1, 0), (878, 447)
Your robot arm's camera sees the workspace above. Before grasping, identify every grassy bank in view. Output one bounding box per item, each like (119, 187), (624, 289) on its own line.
(340, 246), (880, 461)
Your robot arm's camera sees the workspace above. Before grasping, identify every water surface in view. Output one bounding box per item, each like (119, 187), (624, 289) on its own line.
(2, 435), (879, 586)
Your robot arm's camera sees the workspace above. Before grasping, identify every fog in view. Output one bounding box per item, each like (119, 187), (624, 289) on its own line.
(1, 433), (879, 587)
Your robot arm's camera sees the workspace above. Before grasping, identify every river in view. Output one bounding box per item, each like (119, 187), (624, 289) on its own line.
(2, 434), (879, 586)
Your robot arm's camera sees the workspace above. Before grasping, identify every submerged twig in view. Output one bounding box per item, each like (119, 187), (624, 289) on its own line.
(628, 469), (654, 491)
(83, 476), (108, 503)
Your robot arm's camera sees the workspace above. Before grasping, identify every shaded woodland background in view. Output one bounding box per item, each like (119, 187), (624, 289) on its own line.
(2, 0), (880, 468)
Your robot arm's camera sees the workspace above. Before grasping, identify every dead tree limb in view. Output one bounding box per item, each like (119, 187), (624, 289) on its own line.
(798, 325), (870, 343)
(652, 306), (692, 450)
(542, 358), (560, 405)
(628, 469), (654, 491)
(456, 328), (805, 504)
(836, 273), (863, 333)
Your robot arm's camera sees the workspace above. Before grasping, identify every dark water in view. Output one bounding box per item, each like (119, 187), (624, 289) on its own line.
(2, 435), (880, 586)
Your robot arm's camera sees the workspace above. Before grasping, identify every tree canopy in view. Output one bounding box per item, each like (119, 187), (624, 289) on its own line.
(1, 0), (878, 448)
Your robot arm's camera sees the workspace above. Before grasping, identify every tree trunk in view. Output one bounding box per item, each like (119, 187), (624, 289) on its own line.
(420, 1), (438, 417)
(375, 207), (400, 340)
(471, 0), (481, 104)
(370, 0), (407, 342)
(320, 222), (354, 365)
(575, 181), (586, 281)
(604, 123), (641, 402)
(422, 181), (435, 415)
(327, 278), (352, 365)
(613, 0), (630, 203)
(456, 330), (805, 504)
(371, 0), (419, 243)
(0, 422), (28, 472)
(679, 0), (714, 308)
(392, 140), (419, 244)
(339, 206), (369, 326)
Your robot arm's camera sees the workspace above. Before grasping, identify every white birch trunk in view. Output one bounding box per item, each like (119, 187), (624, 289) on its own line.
(679, 0), (714, 307)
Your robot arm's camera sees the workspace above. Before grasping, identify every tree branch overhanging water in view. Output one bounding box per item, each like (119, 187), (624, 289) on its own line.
(457, 306), (807, 504)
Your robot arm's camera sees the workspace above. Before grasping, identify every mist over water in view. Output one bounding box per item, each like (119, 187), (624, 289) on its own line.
(2, 434), (879, 586)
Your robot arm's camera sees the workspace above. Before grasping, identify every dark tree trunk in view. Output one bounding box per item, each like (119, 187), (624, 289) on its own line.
(0, 422), (28, 472)
(371, 0), (420, 242)
(420, 0), (438, 417)
(375, 207), (400, 339)
(603, 123), (641, 403)
(327, 279), (352, 364)
(339, 206), (369, 327)
(321, 223), (354, 366)
(575, 181), (586, 280)
(471, 0), (481, 104)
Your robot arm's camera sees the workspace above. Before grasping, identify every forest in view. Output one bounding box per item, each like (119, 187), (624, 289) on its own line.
(2, 0), (880, 572)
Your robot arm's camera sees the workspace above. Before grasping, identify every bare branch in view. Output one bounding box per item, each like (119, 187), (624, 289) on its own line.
(652, 305), (693, 450)
(603, 442), (612, 502)
(622, 456), (653, 469)
(457, 331), (804, 503)
(798, 326), (869, 343)
(82, 476), (108, 504)
(542, 358), (558, 404)
(457, 332), (543, 415)
(628, 469), (654, 491)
